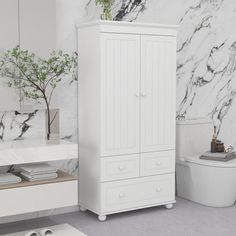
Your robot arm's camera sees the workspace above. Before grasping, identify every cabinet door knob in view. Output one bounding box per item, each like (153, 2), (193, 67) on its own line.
(141, 92), (146, 97)
(119, 193), (125, 198)
(156, 161), (162, 166)
(118, 166), (125, 171)
(135, 93), (140, 97)
(156, 187), (162, 192)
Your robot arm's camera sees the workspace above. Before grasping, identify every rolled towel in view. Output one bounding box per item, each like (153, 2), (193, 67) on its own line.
(39, 228), (54, 235)
(24, 231), (39, 236)
(0, 173), (22, 185)
(20, 172), (58, 182)
(18, 163), (57, 175)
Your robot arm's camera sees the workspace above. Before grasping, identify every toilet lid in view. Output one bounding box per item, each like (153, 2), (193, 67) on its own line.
(184, 155), (236, 168)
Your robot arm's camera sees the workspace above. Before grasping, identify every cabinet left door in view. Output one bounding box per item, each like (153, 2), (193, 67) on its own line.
(0, 0), (20, 111)
(100, 33), (140, 157)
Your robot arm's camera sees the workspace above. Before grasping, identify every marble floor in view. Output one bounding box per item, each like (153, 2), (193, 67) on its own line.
(1, 198), (236, 236)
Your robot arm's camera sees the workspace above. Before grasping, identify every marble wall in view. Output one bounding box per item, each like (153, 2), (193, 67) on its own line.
(0, 110), (45, 141)
(57, 0), (236, 147)
(3, 0), (236, 147)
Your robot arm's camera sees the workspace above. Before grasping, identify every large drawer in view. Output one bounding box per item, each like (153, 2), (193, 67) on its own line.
(140, 151), (175, 176)
(0, 180), (78, 218)
(101, 174), (175, 212)
(100, 154), (139, 182)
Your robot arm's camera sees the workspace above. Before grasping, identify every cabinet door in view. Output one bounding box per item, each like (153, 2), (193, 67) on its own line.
(140, 35), (176, 153)
(101, 33), (140, 156)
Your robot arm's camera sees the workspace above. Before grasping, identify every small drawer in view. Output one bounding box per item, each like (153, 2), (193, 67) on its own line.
(100, 155), (139, 182)
(0, 181), (78, 218)
(141, 151), (175, 176)
(101, 174), (175, 212)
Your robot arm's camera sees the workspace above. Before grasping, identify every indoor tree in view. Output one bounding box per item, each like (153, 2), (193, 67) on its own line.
(0, 45), (78, 140)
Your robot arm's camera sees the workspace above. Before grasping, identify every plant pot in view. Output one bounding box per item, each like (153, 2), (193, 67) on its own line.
(45, 108), (60, 144)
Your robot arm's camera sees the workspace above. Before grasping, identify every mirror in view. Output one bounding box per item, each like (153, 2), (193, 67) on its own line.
(0, 0), (77, 142)
(0, 0), (20, 110)
(0, 0), (57, 111)
(20, 0), (56, 109)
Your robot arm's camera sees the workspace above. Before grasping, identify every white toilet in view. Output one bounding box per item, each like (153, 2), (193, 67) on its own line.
(176, 118), (236, 207)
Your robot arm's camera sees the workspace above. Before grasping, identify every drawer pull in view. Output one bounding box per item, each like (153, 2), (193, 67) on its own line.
(156, 187), (162, 192)
(118, 166), (125, 171)
(118, 193), (125, 198)
(155, 161), (162, 166)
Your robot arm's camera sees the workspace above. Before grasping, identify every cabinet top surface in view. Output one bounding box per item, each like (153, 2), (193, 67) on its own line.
(0, 139), (76, 151)
(77, 20), (179, 30)
(0, 139), (78, 166)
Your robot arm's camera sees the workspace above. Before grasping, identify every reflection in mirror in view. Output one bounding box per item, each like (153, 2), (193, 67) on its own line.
(20, 0), (56, 59)
(0, 0), (57, 111)
(19, 0), (56, 109)
(0, 0), (20, 111)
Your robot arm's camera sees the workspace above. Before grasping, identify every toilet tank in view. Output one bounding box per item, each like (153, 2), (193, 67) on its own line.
(176, 118), (213, 158)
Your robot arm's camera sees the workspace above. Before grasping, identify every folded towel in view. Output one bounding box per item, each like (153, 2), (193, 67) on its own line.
(39, 228), (54, 235)
(0, 173), (22, 185)
(24, 231), (39, 236)
(18, 163), (57, 175)
(21, 172), (58, 182)
(201, 151), (235, 158)
(200, 151), (236, 161)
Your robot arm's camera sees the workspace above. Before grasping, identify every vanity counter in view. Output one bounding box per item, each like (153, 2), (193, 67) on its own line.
(0, 139), (78, 166)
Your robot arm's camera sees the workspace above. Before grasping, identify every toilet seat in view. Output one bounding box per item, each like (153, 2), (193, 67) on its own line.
(183, 155), (236, 168)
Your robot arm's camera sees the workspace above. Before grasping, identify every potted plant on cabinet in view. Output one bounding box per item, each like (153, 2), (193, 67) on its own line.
(0, 46), (77, 141)
(95, 0), (115, 20)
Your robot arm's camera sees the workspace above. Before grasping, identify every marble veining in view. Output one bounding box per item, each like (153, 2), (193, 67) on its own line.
(0, 112), (6, 140)
(0, 110), (44, 142)
(176, 0), (236, 145)
(113, 0), (147, 21)
(86, 0), (147, 21)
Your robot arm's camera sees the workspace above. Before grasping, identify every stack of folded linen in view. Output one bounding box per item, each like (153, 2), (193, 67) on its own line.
(200, 151), (236, 161)
(0, 173), (22, 186)
(18, 163), (58, 182)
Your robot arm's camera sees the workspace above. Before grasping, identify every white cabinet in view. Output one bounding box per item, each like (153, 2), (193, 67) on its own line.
(78, 21), (178, 221)
(0, 181), (77, 218)
(0, 141), (78, 218)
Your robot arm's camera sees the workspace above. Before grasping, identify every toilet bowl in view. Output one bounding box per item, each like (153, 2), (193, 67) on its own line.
(176, 118), (236, 207)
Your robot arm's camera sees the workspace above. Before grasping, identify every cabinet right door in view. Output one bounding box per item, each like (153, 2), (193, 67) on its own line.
(140, 35), (176, 153)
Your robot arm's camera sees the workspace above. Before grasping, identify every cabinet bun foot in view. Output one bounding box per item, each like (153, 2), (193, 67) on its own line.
(165, 203), (174, 209)
(98, 215), (107, 221)
(79, 206), (87, 212)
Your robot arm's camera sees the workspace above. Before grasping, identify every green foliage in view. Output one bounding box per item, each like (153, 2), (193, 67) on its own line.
(0, 45), (78, 140)
(95, 0), (115, 20)
(0, 45), (77, 103)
